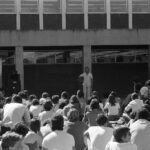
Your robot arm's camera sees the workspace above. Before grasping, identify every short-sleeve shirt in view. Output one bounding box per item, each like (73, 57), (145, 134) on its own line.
(80, 73), (93, 86)
(42, 130), (75, 150)
(104, 103), (120, 116)
(105, 141), (137, 150)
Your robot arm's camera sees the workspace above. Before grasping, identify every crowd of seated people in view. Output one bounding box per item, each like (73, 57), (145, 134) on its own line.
(0, 79), (150, 150)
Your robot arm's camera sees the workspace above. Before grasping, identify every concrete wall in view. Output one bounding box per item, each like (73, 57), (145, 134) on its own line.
(0, 30), (150, 46)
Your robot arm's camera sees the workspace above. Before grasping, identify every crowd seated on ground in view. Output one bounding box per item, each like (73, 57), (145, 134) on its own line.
(0, 79), (150, 150)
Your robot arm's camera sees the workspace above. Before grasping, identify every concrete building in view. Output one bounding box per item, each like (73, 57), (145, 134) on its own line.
(0, 0), (150, 97)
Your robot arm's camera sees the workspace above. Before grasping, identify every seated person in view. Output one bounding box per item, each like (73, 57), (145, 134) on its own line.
(105, 127), (137, 150)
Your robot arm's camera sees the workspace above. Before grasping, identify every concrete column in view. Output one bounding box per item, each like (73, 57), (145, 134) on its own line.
(83, 45), (92, 72)
(15, 46), (24, 90)
(148, 46), (150, 78)
(106, 0), (111, 29)
(0, 58), (2, 88)
(62, 0), (66, 30)
(128, 0), (133, 29)
(39, 0), (44, 30)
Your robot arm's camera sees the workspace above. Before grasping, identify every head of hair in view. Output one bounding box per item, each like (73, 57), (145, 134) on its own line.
(90, 99), (100, 110)
(1, 132), (22, 150)
(131, 92), (138, 100)
(77, 90), (84, 98)
(51, 115), (64, 131)
(5, 97), (12, 104)
(42, 92), (49, 98)
(51, 95), (59, 104)
(12, 94), (22, 103)
(70, 95), (79, 104)
(110, 91), (117, 97)
(29, 94), (37, 102)
(58, 101), (67, 109)
(43, 100), (53, 111)
(12, 122), (29, 137)
(108, 95), (116, 106)
(32, 99), (39, 105)
(18, 91), (27, 99)
(145, 79), (150, 86)
(134, 82), (142, 93)
(67, 108), (79, 122)
(30, 118), (40, 133)
(96, 114), (108, 126)
(61, 91), (69, 99)
(113, 127), (130, 143)
(136, 108), (150, 120)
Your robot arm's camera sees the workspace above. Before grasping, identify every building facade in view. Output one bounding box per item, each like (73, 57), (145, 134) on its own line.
(0, 0), (150, 97)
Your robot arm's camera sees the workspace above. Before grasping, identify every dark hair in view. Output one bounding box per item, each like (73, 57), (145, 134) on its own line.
(131, 92), (138, 100)
(108, 95), (116, 106)
(29, 94), (37, 102)
(12, 94), (22, 103)
(12, 122), (29, 137)
(51, 115), (64, 131)
(5, 97), (12, 104)
(77, 90), (84, 98)
(137, 108), (150, 120)
(42, 92), (49, 98)
(1, 132), (22, 150)
(67, 108), (79, 122)
(61, 91), (69, 99)
(18, 91), (27, 99)
(58, 101), (67, 109)
(30, 118), (40, 133)
(96, 114), (108, 126)
(43, 100), (53, 111)
(145, 79), (150, 86)
(51, 95), (59, 104)
(70, 95), (79, 104)
(90, 99), (100, 110)
(32, 99), (39, 105)
(113, 127), (130, 143)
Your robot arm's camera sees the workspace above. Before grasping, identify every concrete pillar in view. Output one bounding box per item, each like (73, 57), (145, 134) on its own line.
(0, 58), (2, 88)
(148, 46), (150, 78)
(15, 46), (24, 90)
(83, 45), (92, 72)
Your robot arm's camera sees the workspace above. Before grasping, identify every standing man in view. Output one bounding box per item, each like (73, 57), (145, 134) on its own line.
(79, 66), (93, 101)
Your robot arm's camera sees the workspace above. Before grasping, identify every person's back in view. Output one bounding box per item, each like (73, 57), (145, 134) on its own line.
(65, 108), (88, 150)
(84, 114), (113, 150)
(42, 115), (75, 150)
(130, 108), (150, 150)
(3, 103), (26, 126)
(106, 127), (137, 150)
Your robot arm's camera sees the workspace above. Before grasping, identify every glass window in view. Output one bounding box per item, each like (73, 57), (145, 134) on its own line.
(92, 49), (148, 63)
(23, 50), (82, 64)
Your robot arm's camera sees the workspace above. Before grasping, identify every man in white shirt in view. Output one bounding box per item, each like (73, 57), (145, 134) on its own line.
(125, 92), (143, 114)
(79, 66), (93, 100)
(2, 94), (30, 128)
(42, 114), (75, 150)
(130, 108), (150, 150)
(84, 114), (113, 150)
(106, 127), (137, 150)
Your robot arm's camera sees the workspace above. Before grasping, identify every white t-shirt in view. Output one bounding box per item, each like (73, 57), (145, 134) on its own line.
(105, 141), (137, 150)
(85, 126), (113, 150)
(80, 72), (93, 86)
(29, 105), (43, 117)
(130, 119), (150, 150)
(140, 86), (149, 98)
(39, 110), (54, 126)
(3, 103), (30, 127)
(42, 130), (75, 150)
(104, 103), (120, 116)
(125, 99), (143, 113)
